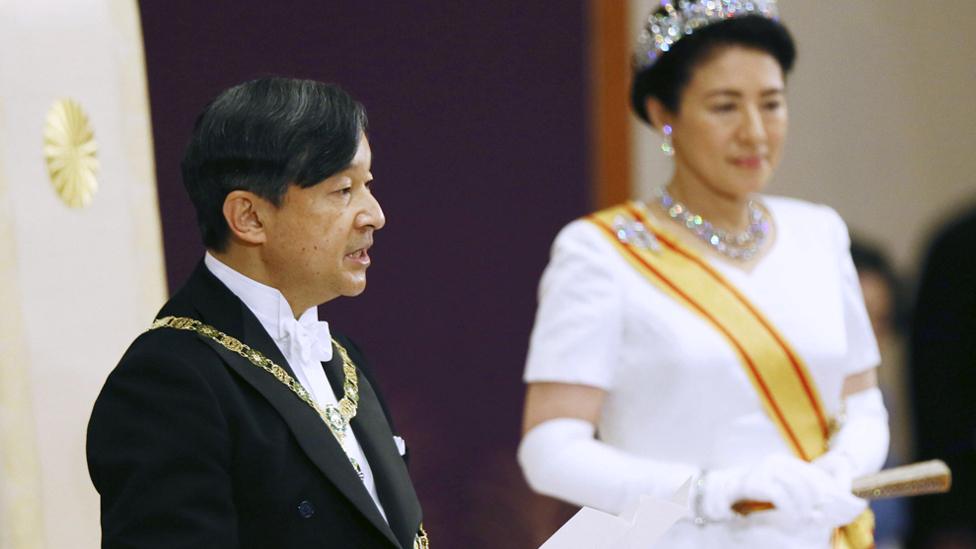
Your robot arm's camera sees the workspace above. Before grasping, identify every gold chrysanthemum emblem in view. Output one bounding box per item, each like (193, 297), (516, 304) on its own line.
(43, 98), (99, 208)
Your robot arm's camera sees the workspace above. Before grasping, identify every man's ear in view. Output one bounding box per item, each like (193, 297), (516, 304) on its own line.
(222, 190), (268, 245)
(644, 97), (673, 133)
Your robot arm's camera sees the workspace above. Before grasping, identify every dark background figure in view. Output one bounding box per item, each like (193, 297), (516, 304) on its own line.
(908, 206), (976, 549)
(137, 2), (591, 546)
(851, 238), (913, 549)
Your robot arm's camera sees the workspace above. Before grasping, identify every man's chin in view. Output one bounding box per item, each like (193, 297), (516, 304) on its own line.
(340, 280), (367, 298)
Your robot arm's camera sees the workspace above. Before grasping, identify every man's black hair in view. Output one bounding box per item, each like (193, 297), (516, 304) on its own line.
(631, 15), (796, 125)
(181, 77), (367, 250)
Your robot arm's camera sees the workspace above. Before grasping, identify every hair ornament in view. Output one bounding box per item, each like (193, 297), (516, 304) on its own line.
(633, 0), (779, 71)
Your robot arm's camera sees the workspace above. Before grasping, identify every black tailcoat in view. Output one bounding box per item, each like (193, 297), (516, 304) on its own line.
(87, 262), (422, 548)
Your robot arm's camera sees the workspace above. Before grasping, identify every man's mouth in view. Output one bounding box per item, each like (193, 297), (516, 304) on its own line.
(345, 246), (371, 266)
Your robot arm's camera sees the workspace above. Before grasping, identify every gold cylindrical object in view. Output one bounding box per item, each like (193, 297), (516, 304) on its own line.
(732, 459), (952, 515)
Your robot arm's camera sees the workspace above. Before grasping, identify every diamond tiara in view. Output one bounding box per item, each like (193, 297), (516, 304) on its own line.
(633, 0), (779, 71)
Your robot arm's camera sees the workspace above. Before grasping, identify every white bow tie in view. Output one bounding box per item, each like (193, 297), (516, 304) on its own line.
(277, 315), (333, 365)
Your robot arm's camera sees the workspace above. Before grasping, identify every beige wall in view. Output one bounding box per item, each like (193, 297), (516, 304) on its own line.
(630, 0), (976, 271)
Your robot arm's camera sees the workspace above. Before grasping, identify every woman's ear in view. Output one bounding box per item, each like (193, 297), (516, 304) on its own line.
(644, 97), (673, 133)
(222, 190), (268, 245)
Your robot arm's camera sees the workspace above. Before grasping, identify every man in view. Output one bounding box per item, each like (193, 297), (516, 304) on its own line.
(87, 77), (425, 549)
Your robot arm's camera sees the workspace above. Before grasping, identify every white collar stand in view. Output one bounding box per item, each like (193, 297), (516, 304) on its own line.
(204, 253), (333, 362)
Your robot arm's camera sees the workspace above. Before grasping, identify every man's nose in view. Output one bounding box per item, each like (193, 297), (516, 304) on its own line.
(359, 191), (385, 231)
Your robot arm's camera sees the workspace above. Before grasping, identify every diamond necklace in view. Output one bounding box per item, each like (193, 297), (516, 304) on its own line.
(655, 187), (771, 261)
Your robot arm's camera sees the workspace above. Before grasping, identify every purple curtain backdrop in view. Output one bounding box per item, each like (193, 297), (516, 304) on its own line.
(139, 1), (591, 546)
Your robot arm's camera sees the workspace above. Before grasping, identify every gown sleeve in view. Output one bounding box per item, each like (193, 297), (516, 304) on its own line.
(524, 219), (624, 389)
(824, 206), (882, 376)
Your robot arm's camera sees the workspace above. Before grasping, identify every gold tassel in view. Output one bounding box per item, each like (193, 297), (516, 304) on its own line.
(835, 509), (875, 549)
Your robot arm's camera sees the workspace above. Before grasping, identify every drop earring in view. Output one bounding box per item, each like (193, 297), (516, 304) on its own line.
(661, 124), (674, 157)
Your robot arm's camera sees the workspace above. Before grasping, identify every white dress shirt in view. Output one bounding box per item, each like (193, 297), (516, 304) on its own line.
(205, 253), (387, 520)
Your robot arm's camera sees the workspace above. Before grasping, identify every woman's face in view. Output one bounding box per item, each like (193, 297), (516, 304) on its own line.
(660, 46), (788, 201)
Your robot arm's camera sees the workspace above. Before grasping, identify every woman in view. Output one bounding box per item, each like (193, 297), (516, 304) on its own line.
(518, 2), (889, 548)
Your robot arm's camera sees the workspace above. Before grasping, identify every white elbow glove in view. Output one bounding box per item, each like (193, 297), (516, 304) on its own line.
(519, 399), (884, 529)
(814, 387), (890, 491)
(699, 453), (866, 529)
(518, 418), (696, 515)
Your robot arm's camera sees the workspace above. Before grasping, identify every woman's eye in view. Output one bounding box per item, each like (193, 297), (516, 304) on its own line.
(711, 104), (736, 112)
(763, 101), (782, 110)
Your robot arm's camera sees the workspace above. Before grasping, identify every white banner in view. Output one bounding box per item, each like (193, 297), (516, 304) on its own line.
(0, 1), (166, 547)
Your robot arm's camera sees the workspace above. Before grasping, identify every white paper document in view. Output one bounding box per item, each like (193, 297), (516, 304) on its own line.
(539, 480), (691, 549)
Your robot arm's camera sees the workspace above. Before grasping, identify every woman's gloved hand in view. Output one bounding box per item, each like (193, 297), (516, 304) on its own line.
(699, 453), (866, 529)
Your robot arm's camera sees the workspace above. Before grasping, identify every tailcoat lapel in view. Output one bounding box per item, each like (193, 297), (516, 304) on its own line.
(170, 262), (401, 547)
(323, 349), (423, 548)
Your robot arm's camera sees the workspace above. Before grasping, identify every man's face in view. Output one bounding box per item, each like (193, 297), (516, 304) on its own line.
(261, 135), (384, 311)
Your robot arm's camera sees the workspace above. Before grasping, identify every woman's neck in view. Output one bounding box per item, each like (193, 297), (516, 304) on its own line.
(667, 174), (752, 233)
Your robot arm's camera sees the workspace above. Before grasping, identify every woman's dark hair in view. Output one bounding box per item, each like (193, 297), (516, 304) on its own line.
(181, 77), (367, 251)
(631, 14), (796, 125)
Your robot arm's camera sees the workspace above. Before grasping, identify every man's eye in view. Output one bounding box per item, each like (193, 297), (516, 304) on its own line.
(763, 101), (782, 110)
(711, 104), (736, 112)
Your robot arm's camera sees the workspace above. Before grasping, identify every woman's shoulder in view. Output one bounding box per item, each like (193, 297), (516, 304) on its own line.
(550, 210), (619, 254)
(762, 194), (846, 230)
(762, 194), (851, 255)
(539, 206), (644, 281)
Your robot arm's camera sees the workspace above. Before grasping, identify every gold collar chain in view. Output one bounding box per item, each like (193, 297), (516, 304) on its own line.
(149, 315), (362, 474)
(414, 524), (430, 549)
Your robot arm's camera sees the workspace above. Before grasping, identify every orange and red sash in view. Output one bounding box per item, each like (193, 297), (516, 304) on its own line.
(587, 203), (873, 549)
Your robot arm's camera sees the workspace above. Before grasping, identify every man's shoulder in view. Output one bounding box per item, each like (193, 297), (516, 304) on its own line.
(330, 329), (357, 352)
(104, 325), (226, 391)
(330, 331), (371, 372)
(122, 324), (212, 362)
(90, 320), (236, 433)
(114, 260), (239, 372)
